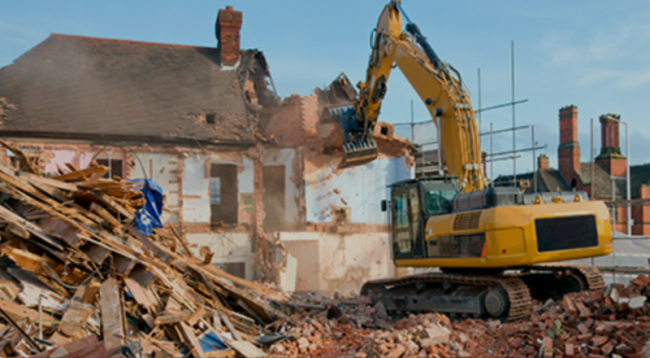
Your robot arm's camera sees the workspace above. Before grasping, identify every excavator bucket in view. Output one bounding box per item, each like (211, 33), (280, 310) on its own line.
(327, 105), (379, 166)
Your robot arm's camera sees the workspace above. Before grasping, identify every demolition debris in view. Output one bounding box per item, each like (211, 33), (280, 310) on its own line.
(0, 142), (647, 357)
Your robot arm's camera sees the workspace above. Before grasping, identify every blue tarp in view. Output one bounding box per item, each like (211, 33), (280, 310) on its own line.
(130, 179), (163, 236)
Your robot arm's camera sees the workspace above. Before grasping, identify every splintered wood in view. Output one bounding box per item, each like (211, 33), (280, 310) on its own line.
(0, 145), (296, 357)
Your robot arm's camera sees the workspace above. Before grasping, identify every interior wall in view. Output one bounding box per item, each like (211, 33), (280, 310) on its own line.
(263, 148), (300, 224)
(304, 157), (411, 224)
(279, 232), (394, 296)
(134, 152), (180, 225)
(186, 232), (253, 281)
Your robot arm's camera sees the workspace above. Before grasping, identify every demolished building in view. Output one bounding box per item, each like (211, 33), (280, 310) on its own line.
(0, 6), (413, 295)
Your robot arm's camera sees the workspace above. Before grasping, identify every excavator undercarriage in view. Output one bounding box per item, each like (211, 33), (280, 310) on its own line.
(361, 264), (605, 321)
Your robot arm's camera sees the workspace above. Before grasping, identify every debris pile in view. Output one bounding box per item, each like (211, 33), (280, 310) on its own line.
(0, 143), (297, 357)
(270, 275), (650, 358)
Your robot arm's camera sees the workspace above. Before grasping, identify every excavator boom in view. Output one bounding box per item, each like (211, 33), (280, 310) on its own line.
(336, 1), (484, 191)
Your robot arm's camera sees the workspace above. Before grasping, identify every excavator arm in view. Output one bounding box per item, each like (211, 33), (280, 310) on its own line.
(340, 0), (485, 192)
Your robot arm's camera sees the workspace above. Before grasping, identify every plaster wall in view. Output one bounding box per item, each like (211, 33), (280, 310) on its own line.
(133, 152), (180, 225)
(278, 231), (394, 296)
(186, 232), (253, 281)
(263, 148), (300, 223)
(304, 157), (411, 224)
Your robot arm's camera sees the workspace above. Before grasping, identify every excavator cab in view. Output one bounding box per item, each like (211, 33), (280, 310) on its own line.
(383, 177), (458, 261)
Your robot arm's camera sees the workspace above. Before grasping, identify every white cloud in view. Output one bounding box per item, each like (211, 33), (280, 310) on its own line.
(542, 11), (650, 89)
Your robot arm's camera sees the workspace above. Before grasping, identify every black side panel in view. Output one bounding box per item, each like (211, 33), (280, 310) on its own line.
(535, 215), (598, 252)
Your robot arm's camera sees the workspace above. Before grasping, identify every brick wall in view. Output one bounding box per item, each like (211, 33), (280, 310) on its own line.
(596, 157), (627, 178)
(633, 184), (650, 235)
(216, 6), (242, 67)
(558, 105), (581, 184)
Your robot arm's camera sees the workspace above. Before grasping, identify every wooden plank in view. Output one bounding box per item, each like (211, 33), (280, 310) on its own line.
(124, 278), (158, 311)
(186, 306), (206, 327)
(52, 166), (108, 182)
(59, 285), (93, 338)
(0, 205), (63, 251)
(99, 278), (125, 356)
(82, 242), (111, 265)
(95, 191), (135, 220)
(38, 216), (82, 247)
(129, 264), (157, 288)
(125, 225), (171, 264)
(0, 298), (56, 329)
(89, 202), (124, 233)
(113, 254), (137, 275)
(177, 322), (206, 358)
(82, 278), (101, 305)
(0, 246), (87, 285)
(17, 171), (78, 192)
(220, 312), (241, 341)
(228, 341), (266, 358)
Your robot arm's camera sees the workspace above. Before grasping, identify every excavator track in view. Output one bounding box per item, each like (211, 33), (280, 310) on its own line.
(360, 272), (533, 321)
(360, 264), (604, 322)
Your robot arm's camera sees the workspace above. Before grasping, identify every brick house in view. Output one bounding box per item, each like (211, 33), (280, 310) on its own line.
(0, 6), (413, 294)
(496, 105), (650, 235)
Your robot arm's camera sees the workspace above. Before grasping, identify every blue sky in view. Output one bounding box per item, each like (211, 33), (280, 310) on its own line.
(2, 1), (650, 179)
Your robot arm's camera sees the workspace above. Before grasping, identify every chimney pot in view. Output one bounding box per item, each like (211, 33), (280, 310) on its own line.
(226, 5), (233, 10)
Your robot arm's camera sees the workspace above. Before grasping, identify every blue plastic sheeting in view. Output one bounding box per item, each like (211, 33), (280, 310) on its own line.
(130, 179), (164, 236)
(199, 332), (227, 351)
(181, 332), (228, 358)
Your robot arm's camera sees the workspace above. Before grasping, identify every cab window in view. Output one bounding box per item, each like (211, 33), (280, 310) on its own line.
(426, 190), (456, 215)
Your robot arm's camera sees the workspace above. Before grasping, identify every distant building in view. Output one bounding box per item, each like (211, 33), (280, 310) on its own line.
(496, 105), (650, 235)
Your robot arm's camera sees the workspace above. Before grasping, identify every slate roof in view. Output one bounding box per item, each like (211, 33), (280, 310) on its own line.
(494, 169), (571, 194)
(0, 34), (260, 145)
(577, 163), (626, 200)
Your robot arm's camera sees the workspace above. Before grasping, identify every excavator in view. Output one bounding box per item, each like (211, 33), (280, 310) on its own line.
(333, 0), (614, 321)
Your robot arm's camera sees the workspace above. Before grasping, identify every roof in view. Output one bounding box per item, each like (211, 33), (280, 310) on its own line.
(578, 163), (626, 200)
(0, 34), (262, 145)
(494, 169), (570, 194)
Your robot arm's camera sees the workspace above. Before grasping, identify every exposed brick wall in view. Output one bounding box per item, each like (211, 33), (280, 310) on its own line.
(557, 105), (580, 183)
(216, 6), (242, 67)
(633, 184), (650, 235)
(559, 105), (578, 143)
(596, 157), (627, 178)
(600, 114), (620, 148)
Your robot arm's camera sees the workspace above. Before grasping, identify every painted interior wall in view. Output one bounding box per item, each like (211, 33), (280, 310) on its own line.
(263, 148), (300, 224)
(304, 157), (412, 224)
(186, 232), (254, 281)
(134, 152), (180, 225)
(279, 232), (394, 295)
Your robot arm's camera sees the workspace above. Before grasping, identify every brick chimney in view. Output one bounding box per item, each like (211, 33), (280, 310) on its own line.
(596, 113), (626, 177)
(558, 105), (581, 179)
(216, 6), (242, 67)
(538, 154), (549, 170)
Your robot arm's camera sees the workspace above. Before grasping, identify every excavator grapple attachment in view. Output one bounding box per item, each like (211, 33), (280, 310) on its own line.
(328, 104), (380, 166)
(343, 139), (378, 165)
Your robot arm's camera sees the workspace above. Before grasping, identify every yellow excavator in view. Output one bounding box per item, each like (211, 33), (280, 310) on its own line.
(334, 1), (613, 320)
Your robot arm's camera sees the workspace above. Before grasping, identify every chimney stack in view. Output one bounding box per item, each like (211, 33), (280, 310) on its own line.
(596, 113), (626, 177)
(538, 154), (549, 170)
(216, 6), (242, 67)
(558, 105), (581, 178)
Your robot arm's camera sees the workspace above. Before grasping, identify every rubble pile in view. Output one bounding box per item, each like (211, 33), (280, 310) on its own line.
(0, 142), (297, 357)
(272, 276), (650, 358)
